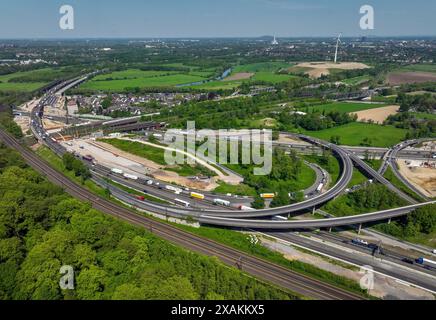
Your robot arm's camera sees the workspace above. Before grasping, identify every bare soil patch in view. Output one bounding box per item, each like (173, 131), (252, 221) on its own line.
(295, 62), (370, 79)
(352, 105), (400, 124)
(224, 72), (254, 81)
(387, 72), (436, 85)
(42, 119), (66, 130)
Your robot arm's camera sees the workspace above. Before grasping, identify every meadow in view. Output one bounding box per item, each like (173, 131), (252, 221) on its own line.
(300, 122), (407, 147)
(80, 69), (208, 91)
(297, 102), (387, 114)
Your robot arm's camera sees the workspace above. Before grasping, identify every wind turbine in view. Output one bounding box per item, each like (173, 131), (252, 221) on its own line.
(334, 33), (342, 64)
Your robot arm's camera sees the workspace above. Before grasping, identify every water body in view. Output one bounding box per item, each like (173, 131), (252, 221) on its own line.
(176, 68), (232, 87)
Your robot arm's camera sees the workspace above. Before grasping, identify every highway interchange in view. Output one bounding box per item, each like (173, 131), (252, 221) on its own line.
(2, 76), (436, 298)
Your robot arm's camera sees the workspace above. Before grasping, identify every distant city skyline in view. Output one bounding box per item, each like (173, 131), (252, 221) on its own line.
(1, 0), (435, 39)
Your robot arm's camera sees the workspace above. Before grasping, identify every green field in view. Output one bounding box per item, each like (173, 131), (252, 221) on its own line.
(231, 62), (298, 84)
(225, 160), (316, 193)
(251, 72), (299, 83)
(0, 68), (61, 92)
(399, 64), (436, 73)
(299, 102), (387, 114)
(91, 69), (180, 81)
(81, 69), (208, 91)
(189, 80), (241, 90)
(233, 62), (292, 73)
(341, 75), (371, 85)
(301, 122), (407, 147)
(0, 81), (47, 91)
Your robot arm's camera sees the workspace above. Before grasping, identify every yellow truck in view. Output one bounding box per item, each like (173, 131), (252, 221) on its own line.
(260, 193), (275, 199)
(190, 192), (205, 200)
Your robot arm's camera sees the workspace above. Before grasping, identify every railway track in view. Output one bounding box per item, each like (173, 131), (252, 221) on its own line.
(0, 129), (365, 300)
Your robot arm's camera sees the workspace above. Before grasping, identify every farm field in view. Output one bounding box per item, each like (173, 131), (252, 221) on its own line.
(300, 122), (407, 147)
(297, 102), (387, 114)
(80, 69), (209, 90)
(398, 64), (436, 73)
(387, 71), (436, 85)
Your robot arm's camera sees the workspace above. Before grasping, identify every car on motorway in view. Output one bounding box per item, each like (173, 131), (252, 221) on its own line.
(351, 238), (369, 246)
(402, 258), (414, 264)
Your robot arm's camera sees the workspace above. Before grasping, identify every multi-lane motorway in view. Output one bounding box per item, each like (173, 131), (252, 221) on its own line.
(0, 128), (364, 300)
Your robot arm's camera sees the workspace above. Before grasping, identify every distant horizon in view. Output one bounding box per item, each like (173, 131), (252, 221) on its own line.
(1, 0), (435, 39)
(1, 34), (436, 41)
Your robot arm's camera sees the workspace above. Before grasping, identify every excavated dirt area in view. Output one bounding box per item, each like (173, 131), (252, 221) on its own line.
(295, 62), (370, 79)
(397, 160), (436, 198)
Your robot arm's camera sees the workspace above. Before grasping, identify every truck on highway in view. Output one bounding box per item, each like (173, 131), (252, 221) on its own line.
(190, 192), (205, 200)
(111, 168), (123, 175)
(260, 193), (275, 199)
(238, 205), (256, 211)
(166, 185), (183, 194)
(135, 195), (145, 201)
(174, 199), (190, 207)
(123, 173), (139, 180)
(415, 257), (436, 267)
(316, 183), (324, 192)
(213, 199), (231, 206)
(82, 155), (94, 162)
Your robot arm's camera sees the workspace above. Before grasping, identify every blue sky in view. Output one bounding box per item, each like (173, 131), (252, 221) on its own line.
(0, 0), (435, 38)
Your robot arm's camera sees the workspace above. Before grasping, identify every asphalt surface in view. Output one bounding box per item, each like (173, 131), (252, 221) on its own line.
(267, 231), (436, 293)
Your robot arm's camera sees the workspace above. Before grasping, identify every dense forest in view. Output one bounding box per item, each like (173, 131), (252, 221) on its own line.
(0, 143), (298, 300)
